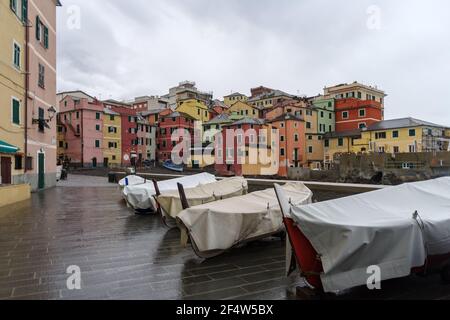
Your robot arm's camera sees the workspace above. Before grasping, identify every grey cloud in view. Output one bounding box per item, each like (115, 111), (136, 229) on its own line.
(57, 0), (450, 125)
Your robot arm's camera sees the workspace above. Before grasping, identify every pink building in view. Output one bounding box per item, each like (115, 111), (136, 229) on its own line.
(57, 95), (104, 167)
(24, 0), (61, 190)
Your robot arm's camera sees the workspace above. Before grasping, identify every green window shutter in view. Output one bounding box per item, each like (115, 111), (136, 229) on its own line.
(12, 99), (20, 124)
(22, 0), (28, 23)
(44, 26), (49, 48)
(10, 0), (16, 12)
(36, 16), (41, 40)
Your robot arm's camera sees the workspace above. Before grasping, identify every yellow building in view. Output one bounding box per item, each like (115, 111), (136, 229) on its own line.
(226, 101), (260, 119)
(248, 90), (293, 110)
(359, 118), (450, 154)
(176, 98), (209, 122)
(0, 0), (27, 186)
(323, 118), (450, 166)
(103, 108), (122, 167)
(323, 130), (362, 166)
(56, 123), (66, 161)
(223, 92), (248, 107)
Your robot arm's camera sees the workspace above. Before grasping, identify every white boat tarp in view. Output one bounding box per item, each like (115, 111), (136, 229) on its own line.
(122, 173), (217, 210)
(157, 177), (248, 219)
(178, 182), (313, 254)
(118, 175), (148, 188)
(289, 177), (450, 293)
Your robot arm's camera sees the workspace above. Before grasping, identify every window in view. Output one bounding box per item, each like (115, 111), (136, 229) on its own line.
(76, 124), (80, 134)
(409, 129), (416, 137)
(95, 140), (100, 148)
(10, 0), (17, 13)
(12, 98), (20, 125)
(38, 64), (45, 88)
(375, 132), (387, 139)
(342, 111), (349, 119)
(329, 113), (332, 120)
(409, 144), (416, 152)
(324, 139), (329, 147)
(43, 26), (49, 49)
(358, 123), (366, 129)
(38, 107), (45, 132)
(96, 112), (101, 120)
(95, 124), (100, 131)
(22, 0), (28, 23)
(308, 146), (313, 153)
(112, 155), (116, 161)
(110, 115), (114, 121)
(36, 16), (41, 40)
(76, 111), (79, 119)
(294, 134), (299, 142)
(13, 42), (21, 69)
(59, 141), (64, 148)
(280, 148), (285, 156)
(321, 111), (324, 118)
(338, 138), (344, 147)
(308, 135), (313, 140)
(280, 136), (285, 142)
(359, 109), (366, 117)
(378, 147), (385, 153)
(25, 156), (33, 170)
(357, 92), (362, 99)
(306, 122), (311, 129)
(14, 155), (23, 170)
(392, 130), (399, 138)
(393, 146), (400, 153)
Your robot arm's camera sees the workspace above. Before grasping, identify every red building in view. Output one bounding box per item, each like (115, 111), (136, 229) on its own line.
(335, 98), (382, 132)
(157, 112), (195, 162)
(214, 118), (267, 176)
(105, 100), (138, 166)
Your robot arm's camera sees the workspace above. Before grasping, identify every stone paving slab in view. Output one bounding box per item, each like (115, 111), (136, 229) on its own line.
(0, 175), (449, 300)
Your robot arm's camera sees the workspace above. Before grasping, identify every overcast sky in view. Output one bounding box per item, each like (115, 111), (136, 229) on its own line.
(57, 0), (450, 125)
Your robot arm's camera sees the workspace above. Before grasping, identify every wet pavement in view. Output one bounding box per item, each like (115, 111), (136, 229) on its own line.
(0, 175), (449, 300)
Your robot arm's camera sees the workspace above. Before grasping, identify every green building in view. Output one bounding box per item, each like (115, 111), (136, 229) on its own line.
(311, 97), (335, 134)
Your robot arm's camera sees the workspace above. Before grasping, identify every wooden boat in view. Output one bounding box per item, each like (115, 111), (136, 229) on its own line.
(176, 182), (313, 259)
(274, 178), (450, 295)
(162, 160), (184, 172)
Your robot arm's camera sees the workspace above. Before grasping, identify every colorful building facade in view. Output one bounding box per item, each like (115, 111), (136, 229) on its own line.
(335, 98), (383, 132)
(157, 112), (195, 162)
(269, 114), (305, 177)
(175, 98), (210, 122)
(223, 92), (248, 107)
(57, 95), (104, 167)
(103, 108), (122, 167)
(0, 0), (27, 186)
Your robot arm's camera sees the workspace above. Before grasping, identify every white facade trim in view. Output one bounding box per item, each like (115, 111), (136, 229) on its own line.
(30, 0), (57, 35)
(28, 43), (56, 73)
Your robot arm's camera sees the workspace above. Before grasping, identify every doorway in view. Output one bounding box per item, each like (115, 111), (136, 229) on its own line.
(1, 157), (12, 185)
(104, 157), (109, 168)
(92, 157), (97, 168)
(38, 153), (45, 189)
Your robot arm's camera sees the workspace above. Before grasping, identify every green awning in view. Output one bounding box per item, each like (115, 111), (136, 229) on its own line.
(0, 140), (20, 154)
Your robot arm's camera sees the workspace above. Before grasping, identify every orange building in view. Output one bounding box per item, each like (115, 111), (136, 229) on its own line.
(268, 114), (305, 177)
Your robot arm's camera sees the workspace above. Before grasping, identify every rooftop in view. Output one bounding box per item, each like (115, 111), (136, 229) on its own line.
(366, 117), (448, 131)
(324, 129), (362, 139)
(205, 114), (232, 125)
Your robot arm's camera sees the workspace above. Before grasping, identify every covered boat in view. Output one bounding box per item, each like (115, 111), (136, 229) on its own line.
(177, 182), (313, 258)
(122, 173), (216, 211)
(275, 177), (450, 294)
(118, 175), (148, 189)
(155, 177), (248, 220)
